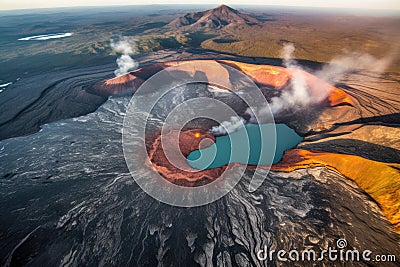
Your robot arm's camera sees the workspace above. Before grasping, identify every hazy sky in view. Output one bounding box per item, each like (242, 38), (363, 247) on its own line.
(1, 0), (399, 11)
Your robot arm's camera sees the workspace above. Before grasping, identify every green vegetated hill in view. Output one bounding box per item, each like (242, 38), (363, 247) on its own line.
(141, 4), (400, 71)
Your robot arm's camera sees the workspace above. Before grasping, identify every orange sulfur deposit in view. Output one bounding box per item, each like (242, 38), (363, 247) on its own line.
(272, 149), (400, 234)
(93, 60), (355, 107)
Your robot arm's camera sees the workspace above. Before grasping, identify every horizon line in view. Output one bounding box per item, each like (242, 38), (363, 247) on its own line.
(1, 3), (400, 12)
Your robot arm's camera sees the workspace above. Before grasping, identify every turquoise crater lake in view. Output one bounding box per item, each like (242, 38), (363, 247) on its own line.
(187, 124), (303, 170)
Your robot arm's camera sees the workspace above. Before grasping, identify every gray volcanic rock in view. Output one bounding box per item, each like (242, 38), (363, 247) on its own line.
(167, 4), (261, 29)
(0, 65), (111, 140)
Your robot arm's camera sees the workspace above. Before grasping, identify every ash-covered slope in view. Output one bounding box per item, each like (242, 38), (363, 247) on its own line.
(167, 4), (261, 30)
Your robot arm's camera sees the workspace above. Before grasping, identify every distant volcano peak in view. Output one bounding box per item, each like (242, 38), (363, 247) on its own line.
(167, 4), (261, 29)
(213, 4), (236, 11)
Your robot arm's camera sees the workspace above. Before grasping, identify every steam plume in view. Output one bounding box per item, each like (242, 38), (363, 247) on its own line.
(282, 43), (296, 67)
(315, 52), (393, 84)
(268, 43), (311, 114)
(110, 37), (139, 77)
(248, 43), (394, 119)
(210, 116), (245, 135)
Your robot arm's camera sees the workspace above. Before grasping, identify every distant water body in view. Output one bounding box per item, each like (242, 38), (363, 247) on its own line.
(18, 33), (73, 41)
(187, 123), (302, 170)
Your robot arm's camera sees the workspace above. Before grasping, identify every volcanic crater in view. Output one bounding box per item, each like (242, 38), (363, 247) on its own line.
(97, 60), (354, 184)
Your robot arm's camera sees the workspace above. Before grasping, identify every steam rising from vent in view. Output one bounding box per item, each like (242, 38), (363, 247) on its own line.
(210, 116), (245, 135)
(268, 43), (311, 114)
(315, 52), (393, 84)
(245, 43), (393, 121)
(282, 43), (296, 67)
(110, 37), (139, 77)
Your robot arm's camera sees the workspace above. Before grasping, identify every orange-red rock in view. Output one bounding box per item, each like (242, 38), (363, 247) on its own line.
(147, 129), (226, 187)
(93, 60), (355, 107)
